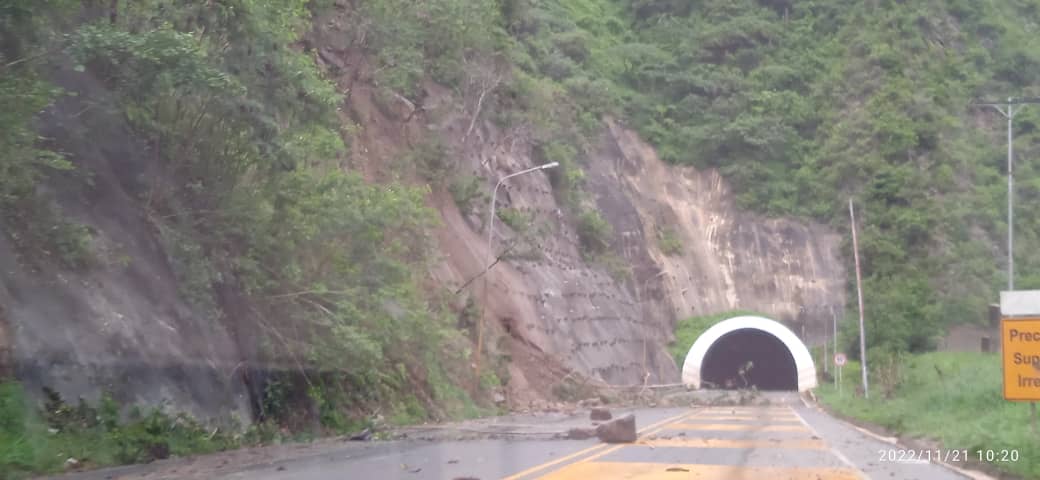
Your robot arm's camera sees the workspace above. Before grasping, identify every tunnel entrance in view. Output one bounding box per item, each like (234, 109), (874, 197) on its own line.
(681, 315), (817, 391)
(700, 328), (798, 390)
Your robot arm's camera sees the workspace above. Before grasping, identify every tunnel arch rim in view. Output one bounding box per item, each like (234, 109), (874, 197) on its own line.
(680, 315), (817, 392)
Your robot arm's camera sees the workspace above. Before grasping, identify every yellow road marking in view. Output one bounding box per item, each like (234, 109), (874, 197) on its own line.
(635, 438), (827, 450)
(698, 408), (796, 413)
(703, 408), (794, 414)
(528, 413), (707, 480)
(535, 462), (864, 480)
(682, 415), (802, 422)
(501, 410), (699, 480)
(666, 423), (808, 431)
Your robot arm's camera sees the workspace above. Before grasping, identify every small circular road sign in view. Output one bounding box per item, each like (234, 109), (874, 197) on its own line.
(834, 353), (847, 366)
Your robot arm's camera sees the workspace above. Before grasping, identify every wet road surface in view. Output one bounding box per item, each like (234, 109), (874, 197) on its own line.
(48, 395), (974, 480)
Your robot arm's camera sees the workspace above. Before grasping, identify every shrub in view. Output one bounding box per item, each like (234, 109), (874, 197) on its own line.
(576, 208), (612, 254)
(449, 175), (485, 214)
(657, 227), (683, 256)
(594, 252), (632, 282)
(497, 207), (532, 233)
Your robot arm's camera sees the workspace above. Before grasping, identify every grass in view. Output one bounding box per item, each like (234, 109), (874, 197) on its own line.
(815, 352), (1040, 479)
(656, 227), (683, 256)
(448, 175), (485, 214)
(497, 207), (532, 234)
(669, 310), (767, 367)
(0, 382), (248, 479)
(591, 252), (632, 282)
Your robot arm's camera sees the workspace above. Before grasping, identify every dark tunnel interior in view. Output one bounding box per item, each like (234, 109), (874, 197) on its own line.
(701, 328), (798, 390)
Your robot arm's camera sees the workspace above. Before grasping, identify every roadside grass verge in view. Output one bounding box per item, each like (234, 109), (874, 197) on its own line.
(815, 352), (1040, 479)
(0, 382), (248, 479)
(0, 376), (501, 480)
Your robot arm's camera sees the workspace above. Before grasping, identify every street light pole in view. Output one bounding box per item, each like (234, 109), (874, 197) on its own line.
(639, 270), (668, 388)
(970, 97), (1040, 290)
(473, 161), (559, 384)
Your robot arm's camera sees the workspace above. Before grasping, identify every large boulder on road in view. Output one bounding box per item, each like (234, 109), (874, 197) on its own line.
(590, 407), (612, 421)
(595, 414), (636, 443)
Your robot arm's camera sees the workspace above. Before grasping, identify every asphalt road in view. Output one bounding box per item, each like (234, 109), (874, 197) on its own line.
(49, 394), (975, 480)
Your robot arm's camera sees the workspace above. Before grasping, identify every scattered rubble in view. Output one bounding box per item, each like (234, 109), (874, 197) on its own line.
(563, 427), (597, 440)
(348, 428), (372, 441)
(578, 397), (602, 407)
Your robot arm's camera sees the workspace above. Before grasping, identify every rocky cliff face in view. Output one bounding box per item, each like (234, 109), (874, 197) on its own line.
(601, 121), (847, 346)
(371, 71), (849, 403)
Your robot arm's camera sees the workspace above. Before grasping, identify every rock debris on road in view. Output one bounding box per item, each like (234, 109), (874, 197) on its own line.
(44, 394), (977, 480)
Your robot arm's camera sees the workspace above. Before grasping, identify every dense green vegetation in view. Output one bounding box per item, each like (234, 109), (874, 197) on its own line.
(817, 352), (1040, 479)
(669, 311), (764, 366)
(497, 0), (1040, 356)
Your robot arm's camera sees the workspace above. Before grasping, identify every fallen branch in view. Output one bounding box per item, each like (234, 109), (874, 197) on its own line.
(463, 87), (488, 142)
(453, 241), (519, 294)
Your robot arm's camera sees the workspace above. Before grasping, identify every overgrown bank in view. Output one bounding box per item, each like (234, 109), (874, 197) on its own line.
(0, 382), (254, 479)
(816, 352), (1040, 479)
(2, 0), (498, 452)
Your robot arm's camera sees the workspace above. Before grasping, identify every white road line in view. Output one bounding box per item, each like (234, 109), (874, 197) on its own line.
(789, 406), (870, 480)
(798, 394), (991, 480)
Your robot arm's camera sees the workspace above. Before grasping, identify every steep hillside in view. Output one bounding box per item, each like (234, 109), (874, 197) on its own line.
(307, 5), (847, 405)
(8, 1), (1039, 469)
(0, 0), (847, 442)
(6, 1), (1040, 477)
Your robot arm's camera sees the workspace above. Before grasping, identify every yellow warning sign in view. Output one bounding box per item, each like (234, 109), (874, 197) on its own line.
(1002, 317), (1040, 401)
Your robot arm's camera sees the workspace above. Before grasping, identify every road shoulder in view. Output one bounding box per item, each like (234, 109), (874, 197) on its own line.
(798, 393), (999, 480)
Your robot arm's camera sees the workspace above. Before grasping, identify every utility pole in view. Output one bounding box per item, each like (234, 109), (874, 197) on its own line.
(833, 307), (838, 388)
(849, 199), (869, 399)
(970, 97), (1040, 290)
(823, 325), (828, 375)
(474, 162), (558, 385)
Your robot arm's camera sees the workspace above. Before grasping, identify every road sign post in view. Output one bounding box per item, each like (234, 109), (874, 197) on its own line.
(835, 353), (847, 395)
(1000, 291), (1040, 434)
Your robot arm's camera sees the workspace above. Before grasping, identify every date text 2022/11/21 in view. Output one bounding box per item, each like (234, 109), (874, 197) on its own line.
(879, 449), (1020, 464)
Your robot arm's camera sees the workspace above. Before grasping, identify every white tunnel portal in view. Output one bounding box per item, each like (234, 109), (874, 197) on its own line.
(681, 315), (817, 392)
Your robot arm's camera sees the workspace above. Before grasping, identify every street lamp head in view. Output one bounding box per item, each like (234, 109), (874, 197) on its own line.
(540, 162), (560, 169)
